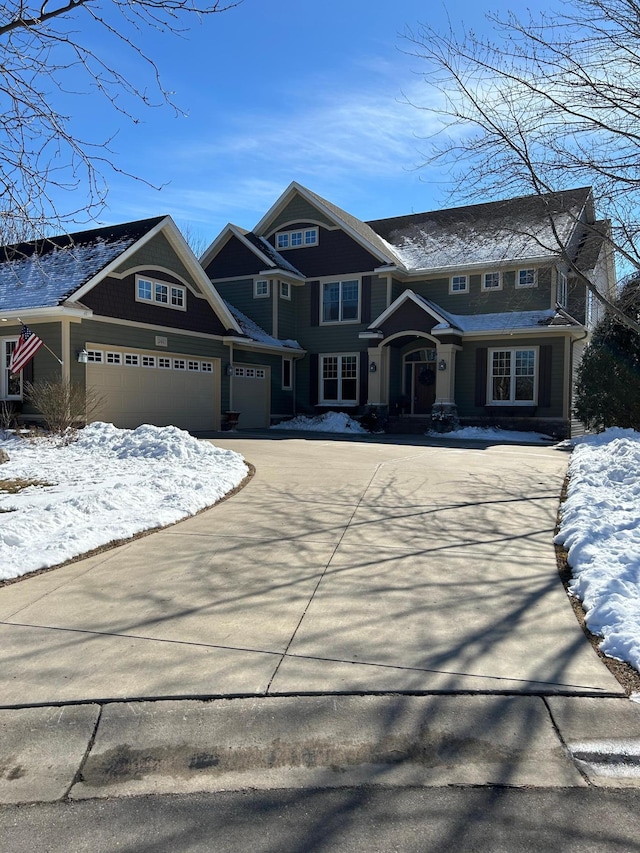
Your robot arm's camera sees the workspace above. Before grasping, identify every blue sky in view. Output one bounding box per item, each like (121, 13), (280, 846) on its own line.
(69, 0), (547, 247)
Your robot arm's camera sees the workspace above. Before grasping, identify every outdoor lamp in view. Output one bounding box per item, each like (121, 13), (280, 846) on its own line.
(438, 359), (447, 371)
(369, 361), (377, 373)
(77, 348), (89, 363)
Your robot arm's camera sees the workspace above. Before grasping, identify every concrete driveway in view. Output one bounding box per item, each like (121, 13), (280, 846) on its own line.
(0, 434), (623, 705)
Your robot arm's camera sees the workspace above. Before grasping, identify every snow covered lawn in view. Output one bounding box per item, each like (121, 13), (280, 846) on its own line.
(0, 422), (247, 581)
(556, 428), (640, 675)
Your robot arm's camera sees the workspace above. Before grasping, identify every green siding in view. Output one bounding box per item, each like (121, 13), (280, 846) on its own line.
(114, 232), (202, 293)
(267, 196), (334, 233)
(370, 275), (388, 319)
(455, 335), (566, 418)
(216, 278), (273, 335)
(3, 322), (64, 414)
(277, 286), (297, 340)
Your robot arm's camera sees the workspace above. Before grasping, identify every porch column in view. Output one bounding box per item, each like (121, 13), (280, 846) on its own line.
(434, 343), (462, 405)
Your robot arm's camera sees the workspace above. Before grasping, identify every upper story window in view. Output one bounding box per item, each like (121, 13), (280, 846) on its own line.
(482, 271), (502, 291)
(517, 268), (537, 288)
(489, 348), (537, 404)
(254, 279), (270, 298)
(280, 281), (291, 300)
(275, 227), (319, 250)
(557, 272), (568, 307)
(1, 338), (21, 399)
(321, 279), (360, 323)
(136, 276), (186, 311)
(450, 274), (468, 294)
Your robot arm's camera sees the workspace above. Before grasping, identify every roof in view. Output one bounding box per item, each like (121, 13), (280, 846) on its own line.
(366, 188), (594, 272)
(573, 219), (611, 272)
(225, 301), (302, 351)
(241, 233), (304, 276)
(0, 217), (166, 311)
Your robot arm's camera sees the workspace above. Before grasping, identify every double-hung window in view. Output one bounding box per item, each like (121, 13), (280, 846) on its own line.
(320, 354), (358, 404)
(321, 279), (359, 323)
(489, 348), (536, 404)
(1, 338), (21, 399)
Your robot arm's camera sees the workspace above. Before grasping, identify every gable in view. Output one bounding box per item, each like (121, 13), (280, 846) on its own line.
(265, 195), (335, 234)
(204, 234), (266, 280)
(114, 231), (203, 293)
(377, 298), (441, 339)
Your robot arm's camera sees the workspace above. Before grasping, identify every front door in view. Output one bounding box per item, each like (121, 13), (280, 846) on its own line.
(404, 349), (437, 414)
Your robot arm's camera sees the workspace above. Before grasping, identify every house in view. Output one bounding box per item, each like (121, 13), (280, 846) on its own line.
(201, 182), (616, 437)
(0, 216), (304, 431)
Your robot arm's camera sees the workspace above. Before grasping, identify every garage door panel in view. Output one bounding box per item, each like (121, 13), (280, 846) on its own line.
(87, 348), (219, 432)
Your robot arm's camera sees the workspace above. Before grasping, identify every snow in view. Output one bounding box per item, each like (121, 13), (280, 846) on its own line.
(224, 301), (302, 350)
(555, 428), (640, 672)
(0, 422), (247, 580)
(271, 412), (368, 434)
(426, 426), (554, 444)
(0, 238), (135, 310)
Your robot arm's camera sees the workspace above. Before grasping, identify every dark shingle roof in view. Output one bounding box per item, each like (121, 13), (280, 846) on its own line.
(0, 217), (166, 311)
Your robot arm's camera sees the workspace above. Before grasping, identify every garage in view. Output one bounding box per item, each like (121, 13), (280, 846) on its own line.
(85, 345), (220, 431)
(231, 365), (270, 429)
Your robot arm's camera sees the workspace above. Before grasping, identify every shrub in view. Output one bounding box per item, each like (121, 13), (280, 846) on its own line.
(24, 379), (104, 434)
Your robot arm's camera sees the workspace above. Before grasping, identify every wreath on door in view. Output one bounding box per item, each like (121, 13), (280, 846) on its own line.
(418, 367), (436, 386)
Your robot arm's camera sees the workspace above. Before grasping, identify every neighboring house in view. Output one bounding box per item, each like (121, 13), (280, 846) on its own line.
(0, 216), (303, 431)
(201, 182), (616, 437)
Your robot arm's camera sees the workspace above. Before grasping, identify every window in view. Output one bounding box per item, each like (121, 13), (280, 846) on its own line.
(321, 279), (359, 323)
(142, 355), (156, 368)
(188, 360), (200, 371)
(275, 227), (318, 249)
(106, 352), (121, 364)
(489, 348), (536, 404)
(2, 339), (21, 399)
(201, 362), (213, 373)
(125, 354), (139, 366)
(280, 281), (291, 300)
(557, 272), (568, 307)
(483, 272), (501, 291)
(450, 275), (468, 294)
(135, 276), (186, 310)
(254, 279), (270, 298)
(86, 350), (103, 363)
(518, 268), (537, 288)
(282, 357), (292, 390)
(158, 357), (171, 369)
(173, 359), (186, 370)
(320, 354), (358, 404)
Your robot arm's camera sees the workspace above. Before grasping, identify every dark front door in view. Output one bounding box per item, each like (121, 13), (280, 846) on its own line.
(405, 349), (437, 414)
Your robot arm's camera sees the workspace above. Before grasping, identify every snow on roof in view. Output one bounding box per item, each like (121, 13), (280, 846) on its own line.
(225, 301), (302, 350)
(367, 188), (593, 272)
(242, 233), (304, 276)
(0, 217), (165, 311)
(410, 294), (562, 332)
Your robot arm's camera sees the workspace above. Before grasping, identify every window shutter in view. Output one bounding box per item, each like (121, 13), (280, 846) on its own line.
(310, 281), (320, 326)
(538, 345), (552, 408)
(361, 276), (372, 325)
(23, 358), (34, 385)
(359, 350), (368, 405)
(309, 353), (319, 405)
(475, 348), (488, 407)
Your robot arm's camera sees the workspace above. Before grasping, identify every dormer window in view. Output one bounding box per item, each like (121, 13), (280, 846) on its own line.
(276, 227), (318, 250)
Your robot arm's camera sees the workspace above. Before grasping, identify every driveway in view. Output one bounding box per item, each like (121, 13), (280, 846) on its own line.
(0, 435), (623, 705)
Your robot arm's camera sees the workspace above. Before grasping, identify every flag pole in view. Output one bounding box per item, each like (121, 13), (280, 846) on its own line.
(16, 317), (63, 366)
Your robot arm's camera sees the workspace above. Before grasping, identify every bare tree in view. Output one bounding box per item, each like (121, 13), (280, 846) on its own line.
(0, 0), (237, 243)
(404, 0), (640, 333)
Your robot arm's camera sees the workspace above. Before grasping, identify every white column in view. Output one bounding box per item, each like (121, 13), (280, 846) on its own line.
(434, 344), (462, 404)
(367, 346), (383, 404)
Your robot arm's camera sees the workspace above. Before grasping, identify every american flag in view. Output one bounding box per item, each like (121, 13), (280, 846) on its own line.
(9, 326), (44, 374)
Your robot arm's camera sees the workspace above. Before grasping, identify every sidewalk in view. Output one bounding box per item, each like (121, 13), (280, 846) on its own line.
(1, 436), (639, 803)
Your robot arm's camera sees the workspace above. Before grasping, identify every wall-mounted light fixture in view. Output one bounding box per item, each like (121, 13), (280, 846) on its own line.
(369, 361), (377, 373)
(225, 363), (234, 377)
(77, 348), (89, 364)
(438, 359), (447, 371)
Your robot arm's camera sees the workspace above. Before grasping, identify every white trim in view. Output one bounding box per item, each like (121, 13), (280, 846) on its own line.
(486, 346), (539, 405)
(280, 280), (291, 300)
(319, 352), (360, 405)
(135, 275), (187, 312)
(275, 226), (319, 250)
(254, 279), (270, 298)
(1, 336), (21, 400)
(282, 357), (293, 390)
(482, 271), (502, 292)
(449, 274), (468, 294)
(517, 268), (538, 288)
(320, 278), (361, 325)
(366, 289), (451, 331)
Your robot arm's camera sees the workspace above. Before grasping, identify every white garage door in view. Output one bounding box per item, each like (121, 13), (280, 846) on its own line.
(86, 345), (220, 431)
(231, 365), (270, 429)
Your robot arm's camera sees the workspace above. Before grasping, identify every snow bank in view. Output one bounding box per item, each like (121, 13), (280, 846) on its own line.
(271, 412), (368, 434)
(0, 423), (247, 580)
(555, 428), (640, 670)
(426, 425), (553, 443)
